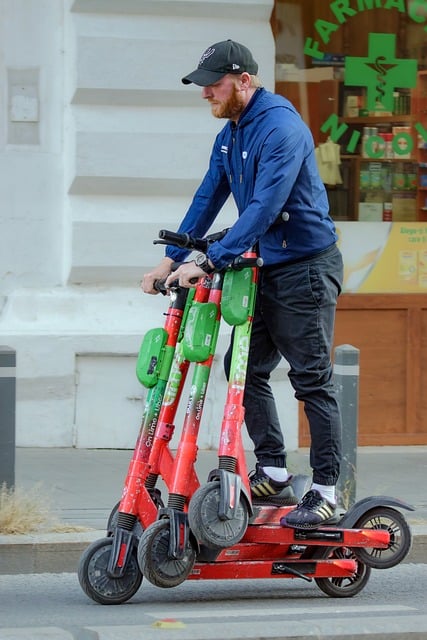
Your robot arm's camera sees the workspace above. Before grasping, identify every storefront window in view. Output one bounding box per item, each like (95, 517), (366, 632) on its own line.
(272, 0), (427, 223)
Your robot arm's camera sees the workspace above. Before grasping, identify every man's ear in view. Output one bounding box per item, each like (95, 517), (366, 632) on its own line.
(239, 72), (252, 89)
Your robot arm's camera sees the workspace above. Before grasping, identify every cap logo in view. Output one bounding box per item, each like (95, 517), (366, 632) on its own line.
(199, 47), (215, 67)
(232, 64), (240, 70)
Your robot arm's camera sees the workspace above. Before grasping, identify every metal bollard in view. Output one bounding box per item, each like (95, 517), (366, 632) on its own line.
(334, 344), (360, 510)
(0, 346), (16, 488)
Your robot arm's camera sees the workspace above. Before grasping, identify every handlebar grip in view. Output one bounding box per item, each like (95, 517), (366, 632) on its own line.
(155, 229), (208, 253)
(153, 279), (169, 295)
(158, 230), (192, 248)
(231, 256), (264, 270)
(152, 260), (183, 294)
(153, 268), (202, 293)
(155, 228), (231, 253)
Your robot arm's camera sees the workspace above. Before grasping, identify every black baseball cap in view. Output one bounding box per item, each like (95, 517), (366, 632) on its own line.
(182, 39), (258, 86)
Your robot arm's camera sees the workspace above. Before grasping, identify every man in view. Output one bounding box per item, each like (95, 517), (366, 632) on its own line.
(142, 40), (343, 529)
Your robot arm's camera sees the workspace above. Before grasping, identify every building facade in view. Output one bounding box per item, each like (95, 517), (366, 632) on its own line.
(3, 0), (427, 450)
(0, 0), (299, 449)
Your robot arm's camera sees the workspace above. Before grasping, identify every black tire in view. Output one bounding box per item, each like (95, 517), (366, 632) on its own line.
(78, 537), (142, 605)
(188, 482), (249, 550)
(353, 507), (412, 569)
(106, 502), (120, 534)
(137, 519), (196, 588)
(314, 546), (371, 598)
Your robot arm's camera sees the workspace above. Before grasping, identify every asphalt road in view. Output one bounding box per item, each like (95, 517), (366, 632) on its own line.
(0, 563), (426, 639)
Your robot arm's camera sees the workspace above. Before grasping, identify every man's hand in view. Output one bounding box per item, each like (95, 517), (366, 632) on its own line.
(164, 261), (205, 289)
(141, 257), (174, 294)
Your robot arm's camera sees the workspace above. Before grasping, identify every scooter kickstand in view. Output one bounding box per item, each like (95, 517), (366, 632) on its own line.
(272, 563), (313, 582)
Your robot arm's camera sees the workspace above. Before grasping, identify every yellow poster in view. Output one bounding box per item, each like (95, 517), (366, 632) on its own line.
(337, 222), (427, 293)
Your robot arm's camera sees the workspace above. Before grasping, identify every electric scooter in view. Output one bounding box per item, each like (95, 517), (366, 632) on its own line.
(78, 228), (259, 603)
(137, 242), (263, 590)
(78, 229), (414, 604)
(104, 229), (228, 533)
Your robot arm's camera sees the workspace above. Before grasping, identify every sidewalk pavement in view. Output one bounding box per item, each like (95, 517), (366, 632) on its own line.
(0, 446), (426, 574)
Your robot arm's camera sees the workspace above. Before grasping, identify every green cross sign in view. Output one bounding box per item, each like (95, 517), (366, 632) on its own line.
(345, 33), (417, 112)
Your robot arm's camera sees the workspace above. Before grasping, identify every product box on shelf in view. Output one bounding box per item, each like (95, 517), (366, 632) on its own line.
(392, 126), (412, 159)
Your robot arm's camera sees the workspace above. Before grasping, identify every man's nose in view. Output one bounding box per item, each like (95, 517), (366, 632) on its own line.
(202, 86), (212, 98)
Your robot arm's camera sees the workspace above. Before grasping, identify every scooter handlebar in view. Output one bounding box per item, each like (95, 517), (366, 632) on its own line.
(231, 256), (264, 270)
(153, 261), (200, 293)
(153, 260), (182, 294)
(153, 229), (262, 274)
(156, 230), (203, 250)
(154, 228), (230, 253)
(153, 279), (169, 295)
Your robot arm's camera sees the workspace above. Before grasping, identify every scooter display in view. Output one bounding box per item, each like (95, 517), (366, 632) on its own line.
(78, 229), (414, 605)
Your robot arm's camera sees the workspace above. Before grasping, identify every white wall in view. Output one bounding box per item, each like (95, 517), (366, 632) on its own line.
(0, 0), (299, 451)
(0, 0), (64, 294)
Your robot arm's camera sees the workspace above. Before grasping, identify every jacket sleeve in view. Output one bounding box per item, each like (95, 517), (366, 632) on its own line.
(208, 112), (311, 269)
(165, 133), (231, 263)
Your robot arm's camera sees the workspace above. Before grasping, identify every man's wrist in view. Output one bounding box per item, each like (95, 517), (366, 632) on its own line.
(194, 253), (215, 274)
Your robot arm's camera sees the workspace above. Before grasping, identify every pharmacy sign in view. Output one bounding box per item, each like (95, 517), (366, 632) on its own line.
(303, 1), (427, 156)
(345, 33), (416, 113)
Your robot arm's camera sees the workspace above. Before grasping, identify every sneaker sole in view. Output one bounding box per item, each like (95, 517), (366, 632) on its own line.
(281, 513), (340, 529)
(252, 495), (298, 507)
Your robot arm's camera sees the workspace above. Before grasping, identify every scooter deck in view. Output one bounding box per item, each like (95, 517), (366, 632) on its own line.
(242, 523), (389, 548)
(188, 557), (357, 581)
(187, 527), (384, 581)
(185, 499), (389, 582)
(246, 503), (389, 547)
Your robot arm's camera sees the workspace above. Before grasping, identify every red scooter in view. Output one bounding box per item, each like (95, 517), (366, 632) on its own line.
(78, 230), (413, 604)
(78, 229), (261, 603)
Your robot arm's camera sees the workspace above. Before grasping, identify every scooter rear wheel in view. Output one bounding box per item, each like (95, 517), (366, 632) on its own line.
(353, 506), (412, 569)
(137, 519), (196, 588)
(188, 481), (249, 549)
(313, 546), (371, 598)
(78, 537), (142, 605)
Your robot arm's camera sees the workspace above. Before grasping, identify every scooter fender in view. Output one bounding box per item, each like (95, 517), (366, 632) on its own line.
(337, 495), (415, 529)
(207, 468), (254, 518)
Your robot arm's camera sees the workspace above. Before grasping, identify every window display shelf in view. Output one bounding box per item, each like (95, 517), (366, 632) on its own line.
(343, 115), (413, 125)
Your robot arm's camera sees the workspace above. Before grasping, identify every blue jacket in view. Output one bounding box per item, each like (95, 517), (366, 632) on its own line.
(166, 88), (337, 269)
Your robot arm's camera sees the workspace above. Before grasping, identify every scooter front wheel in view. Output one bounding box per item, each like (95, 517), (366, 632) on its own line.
(137, 519), (196, 588)
(314, 546), (371, 598)
(353, 506), (412, 569)
(188, 481), (249, 550)
(78, 537), (142, 605)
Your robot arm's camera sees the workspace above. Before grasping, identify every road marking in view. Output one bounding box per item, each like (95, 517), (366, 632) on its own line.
(145, 604), (415, 619)
(85, 614), (427, 640)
